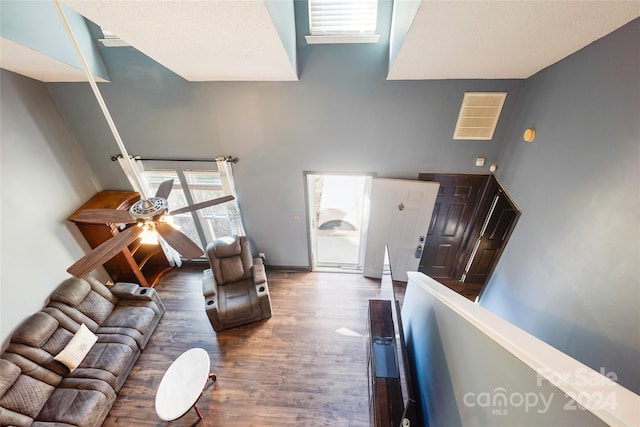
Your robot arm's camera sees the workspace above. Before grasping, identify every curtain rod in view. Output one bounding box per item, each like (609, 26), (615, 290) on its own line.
(111, 155), (239, 163)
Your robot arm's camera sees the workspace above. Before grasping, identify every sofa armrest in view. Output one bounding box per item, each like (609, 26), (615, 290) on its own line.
(203, 269), (222, 331)
(202, 269), (218, 298)
(110, 282), (142, 297)
(252, 260), (267, 286)
(251, 262), (272, 318)
(110, 282), (165, 314)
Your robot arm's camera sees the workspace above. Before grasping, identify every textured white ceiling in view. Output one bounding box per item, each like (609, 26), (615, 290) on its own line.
(388, 0), (640, 80)
(5, 1), (639, 82)
(62, 0), (299, 81)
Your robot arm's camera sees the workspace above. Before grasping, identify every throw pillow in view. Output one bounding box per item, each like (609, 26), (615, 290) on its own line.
(53, 323), (97, 372)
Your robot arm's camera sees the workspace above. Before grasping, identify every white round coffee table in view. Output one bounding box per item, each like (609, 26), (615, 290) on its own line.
(155, 348), (216, 421)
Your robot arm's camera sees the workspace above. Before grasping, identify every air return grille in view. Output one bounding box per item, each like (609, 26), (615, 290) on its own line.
(453, 92), (507, 140)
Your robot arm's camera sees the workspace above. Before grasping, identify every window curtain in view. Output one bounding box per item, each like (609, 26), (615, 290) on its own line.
(117, 156), (182, 266)
(117, 155), (151, 197)
(216, 158), (246, 236)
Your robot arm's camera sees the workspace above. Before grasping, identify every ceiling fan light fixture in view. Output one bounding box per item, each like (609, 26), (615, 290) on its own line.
(140, 223), (158, 245)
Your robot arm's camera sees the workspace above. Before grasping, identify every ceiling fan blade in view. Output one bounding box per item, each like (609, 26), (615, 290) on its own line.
(169, 195), (235, 216)
(74, 209), (137, 224)
(67, 225), (143, 278)
(155, 179), (174, 199)
(155, 222), (204, 259)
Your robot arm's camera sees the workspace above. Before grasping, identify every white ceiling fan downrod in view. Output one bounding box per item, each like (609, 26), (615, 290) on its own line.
(53, 0), (150, 200)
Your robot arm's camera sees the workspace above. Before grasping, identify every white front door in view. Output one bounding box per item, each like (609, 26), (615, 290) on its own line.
(363, 178), (440, 281)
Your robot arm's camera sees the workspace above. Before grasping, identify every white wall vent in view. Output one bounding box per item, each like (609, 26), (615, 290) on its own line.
(453, 92), (507, 140)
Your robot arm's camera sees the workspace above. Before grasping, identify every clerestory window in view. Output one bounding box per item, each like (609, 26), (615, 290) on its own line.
(306, 0), (380, 44)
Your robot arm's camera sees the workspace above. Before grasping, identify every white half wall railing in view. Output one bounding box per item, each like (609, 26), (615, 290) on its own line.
(401, 272), (640, 426)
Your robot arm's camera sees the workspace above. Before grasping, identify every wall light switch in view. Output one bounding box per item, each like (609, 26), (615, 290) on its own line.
(475, 157), (486, 167)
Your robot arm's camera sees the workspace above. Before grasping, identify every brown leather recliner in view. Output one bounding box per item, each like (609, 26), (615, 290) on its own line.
(203, 235), (272, 332)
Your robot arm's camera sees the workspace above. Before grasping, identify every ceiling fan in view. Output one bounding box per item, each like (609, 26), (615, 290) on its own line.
(67, 180), (234, 278)
(53, 1), (235, 278)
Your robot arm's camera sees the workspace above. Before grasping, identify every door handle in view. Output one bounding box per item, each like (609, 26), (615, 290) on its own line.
(415, 245), (423, 259)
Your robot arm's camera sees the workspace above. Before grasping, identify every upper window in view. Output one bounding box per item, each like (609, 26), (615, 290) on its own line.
(98, 27), (130, 47)
(306, 0), (380, 44)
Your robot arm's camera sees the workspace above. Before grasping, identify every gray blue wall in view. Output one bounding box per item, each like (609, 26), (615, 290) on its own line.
(481, 19), (640, 394)
(1, 70), (101, 346)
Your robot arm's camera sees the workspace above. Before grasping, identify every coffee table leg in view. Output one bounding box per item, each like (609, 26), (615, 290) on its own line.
(194, 403), (204, 419)
(192, 374), (215, 419)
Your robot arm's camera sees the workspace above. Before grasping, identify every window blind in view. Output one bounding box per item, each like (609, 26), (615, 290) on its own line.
(309, 0), (378, 35)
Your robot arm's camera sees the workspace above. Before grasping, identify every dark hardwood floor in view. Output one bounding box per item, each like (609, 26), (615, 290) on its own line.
(103, 268), (386, 427)
(103, 268), (482, 426)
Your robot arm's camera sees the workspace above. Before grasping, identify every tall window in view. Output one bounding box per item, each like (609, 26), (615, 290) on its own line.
(144, 168), (231, 251)
(183, 170), (232, 242)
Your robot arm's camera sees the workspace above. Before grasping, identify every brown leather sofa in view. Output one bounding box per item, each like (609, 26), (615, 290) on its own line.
(203, 235), (272, 332)
(0, 276), (165, 426)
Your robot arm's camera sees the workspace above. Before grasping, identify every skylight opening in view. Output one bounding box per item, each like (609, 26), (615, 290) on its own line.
(306, 0), (380, 44)
(98, 26), (130, 47)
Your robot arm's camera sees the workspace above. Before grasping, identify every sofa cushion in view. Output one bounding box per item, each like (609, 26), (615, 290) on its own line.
(85, 276), (116, 301)
(36, 389), (107, 427)
(212, 235), (242, 258)
(103, 304), (156, 334)
(75, 291), (115, 326)
(47, 278), (116, 330)
(1, 353), (63, 389)
(207, 235), (254, 285)
(50, 277), (92, 307)
(1, 375), (54, 419)
(11, 312), (59, 349)
(35, 378), (115, 427)
(5, 312), (76, 377)
(0, 359), (21, 397)
(71, 340), (139, 391)
(219, 279), (259, 321)
(5, 311), (83, 377)
(41, 327), (75, 355)
(0, 359), (56, 426)
(219, 257), (247, 283)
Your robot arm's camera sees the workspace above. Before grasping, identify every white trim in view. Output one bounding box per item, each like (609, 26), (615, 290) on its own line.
(99, 38), (130, 47)
(305, 34), (380, 44)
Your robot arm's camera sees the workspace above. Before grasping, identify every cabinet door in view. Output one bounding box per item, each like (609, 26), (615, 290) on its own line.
(463, 190), (519, 284)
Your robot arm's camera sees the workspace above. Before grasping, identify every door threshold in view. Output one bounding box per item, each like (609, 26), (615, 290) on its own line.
(314, 266), (362, 274)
